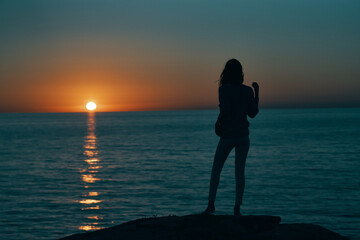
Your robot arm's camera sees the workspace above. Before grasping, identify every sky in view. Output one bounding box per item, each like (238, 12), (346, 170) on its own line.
(0, 0), (359, 112)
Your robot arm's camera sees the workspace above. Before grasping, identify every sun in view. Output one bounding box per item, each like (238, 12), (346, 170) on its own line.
(86, 102), (97, 111)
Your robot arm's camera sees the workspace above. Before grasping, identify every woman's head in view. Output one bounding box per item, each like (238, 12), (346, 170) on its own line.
(219, 58), (244, 86)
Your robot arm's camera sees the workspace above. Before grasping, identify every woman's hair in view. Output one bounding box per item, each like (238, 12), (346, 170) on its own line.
(219, 58), (244, 86)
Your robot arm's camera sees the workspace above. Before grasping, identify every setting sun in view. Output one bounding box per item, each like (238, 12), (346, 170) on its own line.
(86, 102), (97, 111)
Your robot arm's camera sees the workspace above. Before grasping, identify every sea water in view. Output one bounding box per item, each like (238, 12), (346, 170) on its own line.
(0, 108), (359, 239)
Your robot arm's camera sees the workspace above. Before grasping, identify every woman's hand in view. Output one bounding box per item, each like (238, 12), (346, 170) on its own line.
(252, 82), (259, 98)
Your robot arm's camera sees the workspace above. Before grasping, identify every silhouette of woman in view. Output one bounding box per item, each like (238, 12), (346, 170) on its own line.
(203, 59), (259, 216)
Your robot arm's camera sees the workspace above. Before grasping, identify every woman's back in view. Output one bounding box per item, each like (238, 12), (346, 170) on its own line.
(218, 83), (259, 138)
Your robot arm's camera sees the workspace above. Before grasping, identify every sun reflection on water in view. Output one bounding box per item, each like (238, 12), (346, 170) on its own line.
(88, 192), (99, 197)
(78, 225), (102, 231)
(78, 112), (104, 231)
(88, 216), (103, 220)
(81, 206), (100, 210)
(82, 174), (100, 183)
(79, 199), (102, 204)
(84, 158), (100, 164)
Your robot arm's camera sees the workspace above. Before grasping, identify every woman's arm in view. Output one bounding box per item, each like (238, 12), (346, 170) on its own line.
(248, 82), (259, 118)
(252, 82), (259, 98)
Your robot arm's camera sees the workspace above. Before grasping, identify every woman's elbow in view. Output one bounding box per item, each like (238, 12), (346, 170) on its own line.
(248, 109), (259, 118)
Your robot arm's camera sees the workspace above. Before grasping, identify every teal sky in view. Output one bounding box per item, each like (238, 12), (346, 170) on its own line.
(1, 0), (360, 112)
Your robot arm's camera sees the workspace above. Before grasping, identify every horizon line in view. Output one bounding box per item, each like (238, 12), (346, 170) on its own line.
(0, 105), (359, 114)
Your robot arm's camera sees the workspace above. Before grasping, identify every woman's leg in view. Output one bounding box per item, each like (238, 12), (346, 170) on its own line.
(208, 138), (235, 204)
(234, 137), (250, 207)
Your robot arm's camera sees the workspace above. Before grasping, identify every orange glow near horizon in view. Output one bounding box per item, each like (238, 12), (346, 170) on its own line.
(0, 56), (219, 113)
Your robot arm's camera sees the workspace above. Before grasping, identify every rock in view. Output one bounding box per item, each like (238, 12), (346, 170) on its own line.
(60, 215), (349, 240)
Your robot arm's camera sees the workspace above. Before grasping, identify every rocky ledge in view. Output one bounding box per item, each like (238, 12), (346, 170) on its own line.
(60, 215), (349, 240)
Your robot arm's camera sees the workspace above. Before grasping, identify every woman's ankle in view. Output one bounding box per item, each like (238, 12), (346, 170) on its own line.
(207, 200), (215, 210)
(234, 204), (240, 215)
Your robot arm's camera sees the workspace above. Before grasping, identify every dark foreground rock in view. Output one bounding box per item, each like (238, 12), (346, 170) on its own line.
(60, 215), (349, 240)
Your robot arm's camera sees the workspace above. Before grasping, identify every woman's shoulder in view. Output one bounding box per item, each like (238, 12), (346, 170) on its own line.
(240, 83), (252, 89)
(220, 83), (253, 93)
(238, 84), (254, 94)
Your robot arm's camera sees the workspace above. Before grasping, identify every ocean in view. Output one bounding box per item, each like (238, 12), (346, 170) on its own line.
(0, 108), (359, 239)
